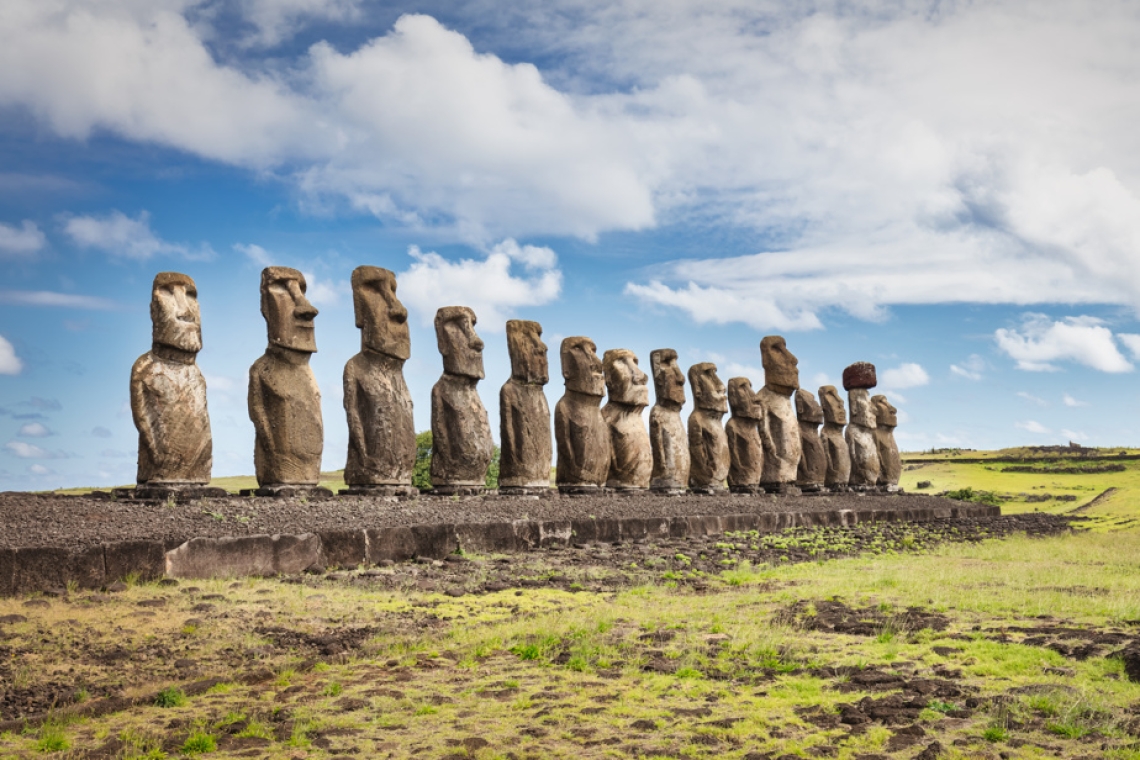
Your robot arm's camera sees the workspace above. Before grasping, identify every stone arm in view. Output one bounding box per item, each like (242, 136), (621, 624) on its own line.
(499, 384), (518, 466)
(343, 364), (367, 464)
(554, 400), (586, 476)
(130, 358), (161, 468)
(649, 409), (671, 474)
(248, 367), (277, 459)
(694, 415), (721, 474)
(430, 383), (453, 468)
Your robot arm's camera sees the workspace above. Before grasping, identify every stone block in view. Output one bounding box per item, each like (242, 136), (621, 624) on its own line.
(570, 518), (620, 544)
(319, 530), (368, 569)
(0, 549), (13, 597)
(513, 521), (541, 550)
(620, 518), (649, 542)
(13, 546), (104, 594)
(411, 524), (457, 559)
(104, 541), (165, 583)
(455, 522), (519, 554)
(366, 527), (416, 564)
(166, 536), (275, 579)
(274, 534), (322, 574)
(842, 362), (877, 391)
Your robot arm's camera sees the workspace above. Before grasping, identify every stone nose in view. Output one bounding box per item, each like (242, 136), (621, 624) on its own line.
(472, 337), (484, 352)
(389, 303), (408, 323)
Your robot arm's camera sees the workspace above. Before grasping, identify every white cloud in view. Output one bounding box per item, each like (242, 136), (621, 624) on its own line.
(994, 314), (1132, 373)
(1015, 420), (1051, 435)
(64, 210), (213, 260)
(17, 422), (51, 437)
(1016, 391), (1047, 407)
(1117, 333), (1140, 360)
(1062, 394), (1089, 408)
(0, 290), (117, 309)
(398, 239), (562, 330)
(880, 362), (930, 390)
(0, 335), (22, 375)
(950, 354), (985, 381)
(299, 270), (349, 307)
(1061, 429), (1089, 442)
(27, 463), (53, 476)
(5, 441), (50, 458)
(0, 220), (45, 257)
(237, 0), (363, 48)
(234, 243), (274, 267)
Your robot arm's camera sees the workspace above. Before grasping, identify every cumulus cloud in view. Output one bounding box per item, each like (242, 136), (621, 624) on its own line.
(1015, 420), (1051, 435)
(0, 220), (46, 257)
(994, 314), (1132, 373)
(950, 354), (985, 381)
(237, 0), (364, 48)
(234, 243), (274, 267)
(1063, 394), (1089, 408)
(1117, 333), (1140, 360)
(300, 270), (349, 307)
(17, 422), (51, 437)
(0, 335), (22, 375)
(27, 463), (53, 476)
(4, 441), (66, 459)
(64, 210), (213, 260)
(880, 363), (930, 390)
(398, 239), (562, 330)
(0, 290), (117, 309)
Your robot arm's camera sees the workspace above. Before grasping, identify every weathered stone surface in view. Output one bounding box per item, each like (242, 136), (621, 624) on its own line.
(12, 546), (104, 594)
(687, 363), (729, 492)
(843, 361), (878, 391)
(758, 336), (802, 489)
(104, 540), (164, 583)
(249, 267), (323, 487)
(819, 385), (852, 488)
(431, 307), (493, 489)
(725, 377), (763, 491)
(555, 337), (609, 491)
(343, 266), (415, 488)
(602, 349), (651, 490)
(873, 394), (902, 488)
(499, 320), (552, 490)
(132, 272), (212, 487)
(318, 529), (368, 569)
(165, 533), (322, 578)
(649, 349), (689, 493)
(846, 388), (881, 488)
(795, 389), (827, 491)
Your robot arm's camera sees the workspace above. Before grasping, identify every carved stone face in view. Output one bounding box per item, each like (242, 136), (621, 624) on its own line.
(760, 335), (799, 394)
(561, 337), (604, 396)
(352, 266), (409, 360)
(727, 377), (759, 419)
(689, 363), (727, 413)
(603, 349), (649, 406)
(848, 389), (876, 427)
(151, 272), (201, 354)
(795, 389), (824, 424)
(435, 306), (484, 379)
(261, 267), (317, 353)
(872, 394), (898, 427)
(506, 320), (548, 385)
(819, 385), (847, 425)
(650, 349), (685, 407)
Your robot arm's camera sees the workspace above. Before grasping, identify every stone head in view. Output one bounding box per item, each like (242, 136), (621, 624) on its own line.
(727, 377), (759, 419)
(506, 320), (548, 385)
(795, 389), (824, 424)
(560, 337), (604, 396)
(261, 266), (318, 353)
(650, 349), (685, 408)
(872, 394), (898, 428)
(688, 363), (727, 413)
(848, 389), (876, 427)
(435, 306), (484, 379)
(760, 335), (799, 395)
(150, 271), (201, 354)
(352, 266), (409, 360)
(603, 349), (649, 407)
(818, 385), (847, 425)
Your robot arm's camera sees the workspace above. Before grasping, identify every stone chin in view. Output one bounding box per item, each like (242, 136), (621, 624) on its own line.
(156, 322), (202, 354)
(272, 327), (317, 354)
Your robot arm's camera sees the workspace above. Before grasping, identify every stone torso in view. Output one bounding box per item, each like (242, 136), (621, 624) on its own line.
(845, 423), (881, 487)
(249, 352), (323, 486)
(725, 416), (763, 487)
(821, 422), (852, 487)
(431, 374), (494, 486)
(555, 393), (609, 487)
(499, 380), (552, 488)
(131, 351), (212, 484)
(757, 387), (801, 485)
(650, 405), (690, 490)
(875, 426), (901, 486)
(797, 419), (826, 487)
(688, 409), (729, 489)
(603, 402), (651, 489)
(343, 351), (415, 486)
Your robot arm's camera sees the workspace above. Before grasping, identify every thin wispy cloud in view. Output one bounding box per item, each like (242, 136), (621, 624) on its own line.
(63, 210), (214, 261)
(0, 220), (46, 258)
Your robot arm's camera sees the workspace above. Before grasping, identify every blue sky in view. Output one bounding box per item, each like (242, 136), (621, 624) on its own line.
(4, 0), (1140, 490)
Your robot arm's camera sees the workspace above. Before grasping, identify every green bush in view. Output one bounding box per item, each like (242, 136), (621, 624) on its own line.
(945, 487), (1002, 506)
(413, 429), (500, 490)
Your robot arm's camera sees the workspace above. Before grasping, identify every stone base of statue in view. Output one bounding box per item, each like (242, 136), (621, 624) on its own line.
(610, 485), (649, 496)
(242, 485), (334, 498)
(729, 484), (763, 495)
(690, 485), (727, 496)
(650, 486), (687, 496)
(114, 485), (228, 501)
(498, 486), (552, 497)
(339, 485), (419, 497)
(879, 484), (902, 494)
(847, 484), (876, 494)
(422, 485), (491, 497)
(762, 482), (802, 496)
(558, 484), (610, 496)
(797, 482), (824, 493)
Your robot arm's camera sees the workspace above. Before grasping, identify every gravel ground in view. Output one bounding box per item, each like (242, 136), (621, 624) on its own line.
(0, 491), (968, 551)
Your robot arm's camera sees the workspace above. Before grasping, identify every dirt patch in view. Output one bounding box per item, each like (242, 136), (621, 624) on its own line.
(782, 599), (950, 636)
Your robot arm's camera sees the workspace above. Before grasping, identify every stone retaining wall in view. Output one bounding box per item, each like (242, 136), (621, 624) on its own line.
(0, 502), (999, 596)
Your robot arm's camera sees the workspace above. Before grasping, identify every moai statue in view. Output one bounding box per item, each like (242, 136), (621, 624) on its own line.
(757, 336), (803, 493)
(843, 362), (881, 489)
(725, 377), (763, 493)
(430, 307), (494, 494)
(649, 349), (689, 494)
(602, 349), (651, 491)
(129, 272), (222, 499)
(499, 320), (552, 494)
(687, 363), (730, 494)
(818, 386), (852, 490)
(342, 267), (417, 496)
(555, 337), (610, 493)
(248, 267), (328, 497)
(873, 394), (902, 491)
(795, 389), (826, 492)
